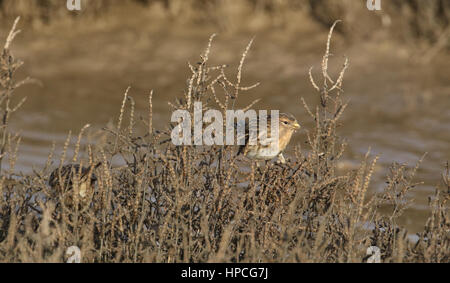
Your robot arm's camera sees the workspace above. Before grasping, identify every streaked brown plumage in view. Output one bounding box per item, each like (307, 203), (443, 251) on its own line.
(49, 162), (101, 202)
(237, 113), (300, 163)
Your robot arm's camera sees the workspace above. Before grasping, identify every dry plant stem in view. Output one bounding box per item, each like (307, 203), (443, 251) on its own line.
(0, 17), (32, 172)
(148, 90), (154, 136)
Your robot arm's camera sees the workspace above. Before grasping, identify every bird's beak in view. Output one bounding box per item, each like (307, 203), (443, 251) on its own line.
(293, 122), (300, 130)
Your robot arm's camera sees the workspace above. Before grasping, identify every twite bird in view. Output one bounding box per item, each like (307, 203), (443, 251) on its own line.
(49, 162), (102, 200)
(237, 113), (300, 163)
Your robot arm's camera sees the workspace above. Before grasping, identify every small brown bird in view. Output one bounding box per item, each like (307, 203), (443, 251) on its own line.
(49, 162), (101, 202)
(237, 113), (300, 163)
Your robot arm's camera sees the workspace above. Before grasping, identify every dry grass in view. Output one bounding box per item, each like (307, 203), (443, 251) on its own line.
(0, 18), (448, 263)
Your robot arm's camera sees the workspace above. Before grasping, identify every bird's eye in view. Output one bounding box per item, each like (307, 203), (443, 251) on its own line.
(283, 121), (288, 124)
